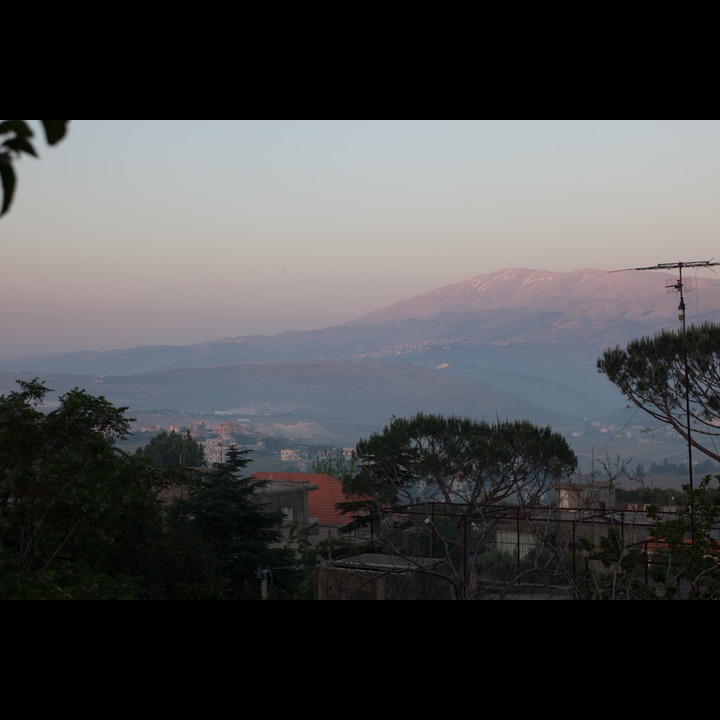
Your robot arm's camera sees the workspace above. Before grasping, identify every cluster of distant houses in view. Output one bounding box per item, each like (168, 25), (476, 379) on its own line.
(137, 419), (353, 466)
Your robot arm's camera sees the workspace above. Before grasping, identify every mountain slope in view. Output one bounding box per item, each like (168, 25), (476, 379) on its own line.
(6, 267), (717, 376)
(0, 360), (581, 436)
(2, 267), (717, 437)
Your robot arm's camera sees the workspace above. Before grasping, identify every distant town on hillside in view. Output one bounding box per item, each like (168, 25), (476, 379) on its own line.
(121, 408), (720, 492)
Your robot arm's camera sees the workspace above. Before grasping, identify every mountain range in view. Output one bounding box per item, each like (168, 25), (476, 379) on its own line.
(2, 267), (719, 457)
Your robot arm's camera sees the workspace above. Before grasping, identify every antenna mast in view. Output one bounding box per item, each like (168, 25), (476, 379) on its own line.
(612, 260), (719, 495)
(612, 260), (719, 547)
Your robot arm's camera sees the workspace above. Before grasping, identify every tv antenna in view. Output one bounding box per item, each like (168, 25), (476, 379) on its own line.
(611, 260), (720, 545)
(612, 260), (719, 325)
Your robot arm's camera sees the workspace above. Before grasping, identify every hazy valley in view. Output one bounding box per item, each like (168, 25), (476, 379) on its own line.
(3, 267), (720, 476)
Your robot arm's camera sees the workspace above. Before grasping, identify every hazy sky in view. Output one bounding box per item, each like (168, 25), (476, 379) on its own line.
(2, 119), (719, 356)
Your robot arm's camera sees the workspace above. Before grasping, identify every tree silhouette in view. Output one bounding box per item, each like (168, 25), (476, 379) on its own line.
(0, 120), (69, 216)
(598, 322), (720, 464)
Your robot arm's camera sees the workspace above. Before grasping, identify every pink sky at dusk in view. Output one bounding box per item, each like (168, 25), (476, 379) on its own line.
(2, 120), (719, 357)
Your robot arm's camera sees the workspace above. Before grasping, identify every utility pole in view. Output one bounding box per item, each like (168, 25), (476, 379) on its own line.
(257, 566), (272, 599)
(612, 260), (720, 547)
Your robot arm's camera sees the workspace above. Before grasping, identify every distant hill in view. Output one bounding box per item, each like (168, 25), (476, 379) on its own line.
(2, 267), (717, 452)
(0, 359), (573, 428)
(5, 267), (718, 374)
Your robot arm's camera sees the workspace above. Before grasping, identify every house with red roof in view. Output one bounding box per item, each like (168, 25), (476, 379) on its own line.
(252, 471), (363, 541)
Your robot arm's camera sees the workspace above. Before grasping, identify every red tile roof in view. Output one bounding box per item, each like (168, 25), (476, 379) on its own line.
(252, 472), (359, 527)
(642, 535), (702, 554)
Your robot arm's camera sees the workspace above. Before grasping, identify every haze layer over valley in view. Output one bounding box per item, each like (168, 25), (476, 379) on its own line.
(2, 267), (718, 473)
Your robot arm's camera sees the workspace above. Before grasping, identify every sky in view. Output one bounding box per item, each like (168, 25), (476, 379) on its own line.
(2, 119), (720, 356)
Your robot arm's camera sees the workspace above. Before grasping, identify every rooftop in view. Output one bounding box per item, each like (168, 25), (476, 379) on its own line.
(252, 471), (359, 527)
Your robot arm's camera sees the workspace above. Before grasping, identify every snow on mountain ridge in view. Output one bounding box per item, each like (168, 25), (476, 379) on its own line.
(345, 266), (720, 331)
